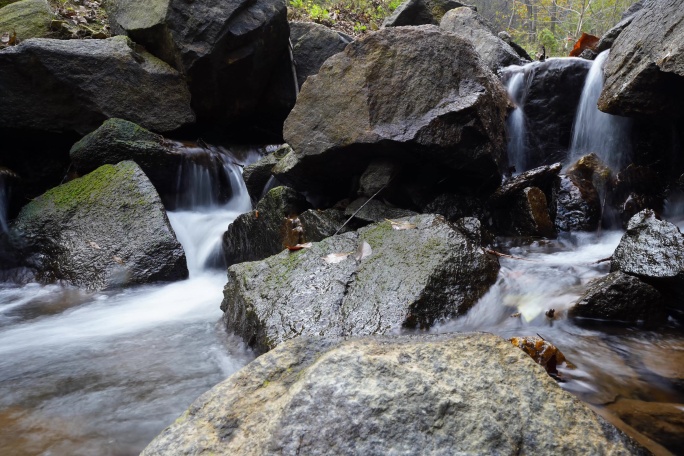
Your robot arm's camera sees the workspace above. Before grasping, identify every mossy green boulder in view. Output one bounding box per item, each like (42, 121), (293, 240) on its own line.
(222, 214), (499, 353)
(12, 161), (188, 290)
(0, 0), (52, 41)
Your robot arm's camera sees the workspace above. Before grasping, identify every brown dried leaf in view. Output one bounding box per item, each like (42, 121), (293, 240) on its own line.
(286, 242), (312, 251)
(88, 241), (101, 250)
(112, 255), (124, 265)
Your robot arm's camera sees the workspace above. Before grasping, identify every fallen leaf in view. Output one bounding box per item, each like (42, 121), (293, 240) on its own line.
(112, 255), (124, 265)
(1, 32), (9, 45)
(254, 210), (259, 219)
(88, 241), (101, 250)
(386, 219), (417, 230)
(322, 252), (352, 264)
(286, 242), (312, 251)
(354, 241), (372, 261)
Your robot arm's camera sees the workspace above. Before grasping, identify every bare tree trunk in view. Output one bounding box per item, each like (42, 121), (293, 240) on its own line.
(550, 0), (557, 33)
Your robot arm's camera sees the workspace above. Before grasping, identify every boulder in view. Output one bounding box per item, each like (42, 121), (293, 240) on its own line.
(0, 36), (194, 134)
(498, 30), (532, 61)
(11, 161), (188, 290)
(357, 159), (398, 198)
(290, 21), (351, 89)
(278, 25), (509, 200)
(490, 162), (561, 204)
(106, 0), (289, 127)
(611, 165), (665, 227)
(570, 271), (666, 325)
(504, 186), (555, 238)
(382, 0), (470, 27)
(0, 0), (20, 8)
(422, 193), (488, 222)
(502, 59), (592, 168)
(296, 208), (349, 241)
(343, 197), (418, 223)
(596, 15), (634, 54)
(140, 333), (647, 456)
(242, 145), (291, 202)
(0, 0), (51, 41)
(222, 186), (310, 267)
(222, 214), (499, 352)
(440, 7), (522, 71)
(598, 0), (684, 119)
(69, 118), (184, 198)
(611, 209), (684, 289)
(553, 174), (601, 232)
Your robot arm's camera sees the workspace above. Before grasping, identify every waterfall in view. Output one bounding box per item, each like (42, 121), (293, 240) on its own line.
(569, 50), (632, 170)
(505, 71), (528, 174)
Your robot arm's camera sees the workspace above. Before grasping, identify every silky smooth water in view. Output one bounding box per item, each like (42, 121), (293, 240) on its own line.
(505, 71), (528, 174)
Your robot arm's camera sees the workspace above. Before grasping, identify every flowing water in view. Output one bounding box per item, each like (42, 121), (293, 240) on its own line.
(0, 146), (261, 456)
(569, 50), (632, 170)
(505, 72), (528, 174)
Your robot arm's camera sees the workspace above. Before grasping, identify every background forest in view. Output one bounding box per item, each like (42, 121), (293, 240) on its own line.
(288, 0), (640, 56)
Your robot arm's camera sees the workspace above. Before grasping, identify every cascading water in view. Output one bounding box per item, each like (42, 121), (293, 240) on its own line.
(569, 50), (632, 170)
(505, 71), (528, 174)
(0, 146), (260, 455)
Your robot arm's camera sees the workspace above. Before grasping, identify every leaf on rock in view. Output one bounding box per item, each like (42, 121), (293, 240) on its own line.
(88, 241), (101, 250)
(354, 241), (372, 261)
(509, 336), (576, 381)
(287, 242), (312, 251)
(322, 252), (352, 264)
(112, 255), (124, 265)
(386, 219), (417, 230)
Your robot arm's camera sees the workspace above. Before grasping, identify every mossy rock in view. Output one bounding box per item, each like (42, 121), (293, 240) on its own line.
(12, 161), (188, 290)
(0, 0), (52, 41)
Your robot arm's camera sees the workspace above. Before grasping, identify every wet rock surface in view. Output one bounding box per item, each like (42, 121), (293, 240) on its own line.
(382, 0), (469, 27)
(611, 210), (684, 288)
(278, 25), (509, 200)
(69, 119), (184, 198)
(440, 7), (522, 71)
(553, 174), (601, 232)
(290, 21), (351, 89)
(141, 333), (647, 456)
(106, 0), (289, 127)
(242, 146), (290, 202)
(11, 161), (188, 290)
(0, 0), (51, 41)
(598, 0), (684, 118)
(0, 36), (194, 134)
(343, 197), (418, 223)
(222, 214), (499, 352)
(222, 186), (310, 267)
(570, 271), (665, 325)
(490, 162), (561, 203)
(505, 186), (555, 238)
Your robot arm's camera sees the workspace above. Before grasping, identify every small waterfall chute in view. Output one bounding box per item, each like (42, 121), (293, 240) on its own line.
(505, 70), (528, 174)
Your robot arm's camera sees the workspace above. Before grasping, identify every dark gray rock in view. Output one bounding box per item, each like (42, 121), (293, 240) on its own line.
(506, 186), (555, 238)
(596, 16), (634, 54)
(570, 271), (665, 325)
(277, 25), (509, 201)
(221, 214), (499, 352)
(498, 31), (532, 61)
(382, 0), (470, 27)
(598, 0), (684, 119)
(297, 208), (350, 241)
(423, 193), (487, 222)
(222, 186), (310, 267)
(553, 174), (601, 232)
(358, 159), (398, 198)
(0, 36), (194, 135)
(344, 197), (418, 223)
(290, 21), (351, 89)
(502, 59), (592, 168)
(490, 162), (561, 204)
(440, 7), (522, 71)
(106, 0), (289, 127)
(611, 210), (684, 287)
(69, 118), (184, 198)
(242, 145), (291, 202)
(140, 333), (648, 456)
(11, 161), (188, 290)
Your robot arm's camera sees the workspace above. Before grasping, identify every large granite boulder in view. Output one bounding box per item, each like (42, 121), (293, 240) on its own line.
(598, 0), (684, 118)
(106, 0), (289, 127)
(440, 7), (522, 71)
(69, 118), (184, 198)
(570, 271), (666, 325)
(382, 0), (469, 27)
(611, 209), (684, 290)
(222, 214), (499, 352)
(0, 36), (194, 134)
(502, 58), (592, 168)
(12, 161), (188, 290)
(277, 25), (509, 200)
(290, 21), (351, 89)
(141, 333), (647, 456)
(0, 0), (51, 41)
(552, 174), (601, 232)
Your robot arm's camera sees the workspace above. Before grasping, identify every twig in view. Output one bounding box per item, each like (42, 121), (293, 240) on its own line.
(288, 38), (299, 99)
(483, 248), (534, 261)
(334, 181), (390, 236)
(594, 256), (612, 264)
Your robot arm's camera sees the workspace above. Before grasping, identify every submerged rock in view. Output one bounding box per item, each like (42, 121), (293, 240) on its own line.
(598, 0), (684, 118)
(222, 214), (499, 352)
(277, 25), (509, 200)
(12, 161), (188, 290)
(570, 271), (665, 325)
(69, 119), (184, 198)
(141, 333), (647, 456)
(440, 7), (522, 71)
(290, 21), (351, 89)
(0, 36), (194, 134)
(106, 0), (289, 127)
(0, 0), (51, 41)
